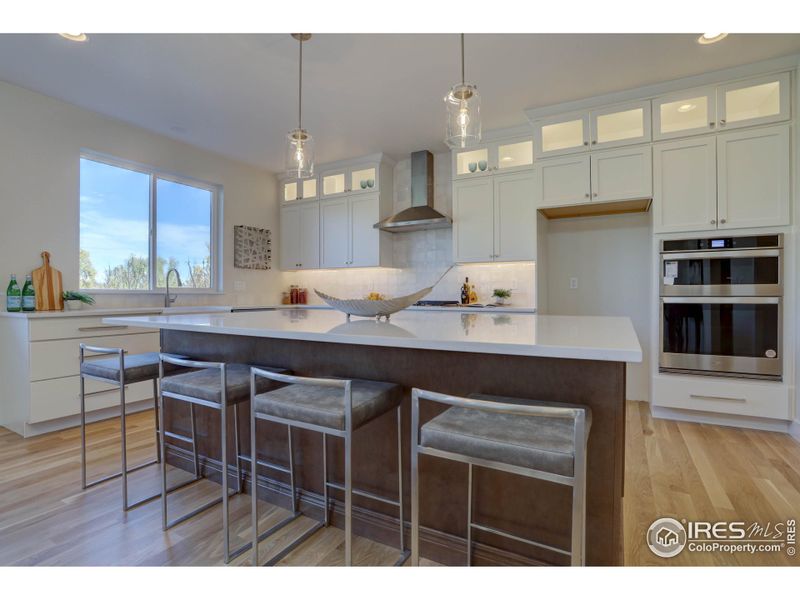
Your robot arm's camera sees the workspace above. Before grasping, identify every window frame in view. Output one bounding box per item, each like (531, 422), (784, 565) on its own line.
(79, 150), (223, 294)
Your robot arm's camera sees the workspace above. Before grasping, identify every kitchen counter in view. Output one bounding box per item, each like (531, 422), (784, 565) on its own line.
(104, 309), (640, 362)
(247, 304), (538, 314)
(105, 308), (638, 566)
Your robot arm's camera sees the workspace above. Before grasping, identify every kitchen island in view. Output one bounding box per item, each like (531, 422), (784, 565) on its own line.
(104, 309), (641, 566)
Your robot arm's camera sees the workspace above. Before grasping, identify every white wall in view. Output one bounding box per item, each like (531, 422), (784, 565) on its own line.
(0, 81), (282, 308)
(284, 152), (537, 306)
(544, 212), (652, 401)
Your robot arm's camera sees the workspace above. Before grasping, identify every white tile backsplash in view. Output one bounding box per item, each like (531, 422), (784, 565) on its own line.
(283, 152), (536, 307)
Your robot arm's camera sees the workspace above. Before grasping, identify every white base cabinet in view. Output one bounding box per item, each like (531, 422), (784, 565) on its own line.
(453, 171), (536, 263)
(653, 125), (790, 234)
(0, 312), (161, 437)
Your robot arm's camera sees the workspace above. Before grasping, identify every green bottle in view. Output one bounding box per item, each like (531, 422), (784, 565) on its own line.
(22, 275), (36, 312)
(6, 274), (21, 312)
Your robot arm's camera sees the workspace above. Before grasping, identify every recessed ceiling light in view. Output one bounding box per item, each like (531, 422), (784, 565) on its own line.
(677, 103), (696, 113)
(59, 33), (88, 42)
(501, 156), (513, 162)
(698, 33), (728, 45)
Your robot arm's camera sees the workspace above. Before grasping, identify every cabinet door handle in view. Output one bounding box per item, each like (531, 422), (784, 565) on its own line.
(583, 141), (589, 146)
(710, 219), (717, 225)
(591, 140), (597, 145)
(592, 192), (598, 198)
(78, 325), (129, 332)
(709, 122), (715, 128)
(585, 193), (590, 198)
(719, 119), (726, 126)
(720, 218), (727, 224)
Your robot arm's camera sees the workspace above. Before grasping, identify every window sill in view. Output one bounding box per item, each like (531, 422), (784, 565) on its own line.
(79, 289), (225, 296)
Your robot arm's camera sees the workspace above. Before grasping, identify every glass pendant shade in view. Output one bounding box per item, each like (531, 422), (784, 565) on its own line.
(285, 128), (315, 178)
(445, 83), (481, 149)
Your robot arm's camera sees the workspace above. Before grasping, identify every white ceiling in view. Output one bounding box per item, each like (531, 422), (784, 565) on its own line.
(1, 33), (798, 171)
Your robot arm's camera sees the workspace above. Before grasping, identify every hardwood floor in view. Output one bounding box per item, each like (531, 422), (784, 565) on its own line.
(1, 401), (798, 566)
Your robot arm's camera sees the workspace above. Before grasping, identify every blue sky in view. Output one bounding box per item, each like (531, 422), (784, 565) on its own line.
(79, 158), (212, 284)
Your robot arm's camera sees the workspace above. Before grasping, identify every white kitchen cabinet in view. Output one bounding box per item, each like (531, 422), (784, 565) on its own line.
(589, 101), (651, 150)
(536, 155), (591, 207)
(652, 137), (717, 233)
(320, 197), (351, 268)
(533, 112), (590, 158)
(453, 178), (495, 263)
(717, 72), (791, 131)
(717, 125), (790, 230)
(280, 201), (320, 270)
(321, 164), (379, 197)
(282, 176), (317, 202)
(321, 192), (388, 268)
(452, 137), (534, 178)
(590, 146), (652, 203)
(653, 86), (717, 140)
(493, 172), (538, 261)
(453, 173), (536, 263)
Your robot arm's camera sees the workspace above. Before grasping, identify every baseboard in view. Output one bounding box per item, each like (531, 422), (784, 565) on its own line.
(17, 399), (154, 438)
(651, 405), (791, 433)
(789, 419), (800, 442)
(166, 445), (547, 566)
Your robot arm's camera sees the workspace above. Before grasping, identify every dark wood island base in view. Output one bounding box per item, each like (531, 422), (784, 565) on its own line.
(160, 329), (626, 566)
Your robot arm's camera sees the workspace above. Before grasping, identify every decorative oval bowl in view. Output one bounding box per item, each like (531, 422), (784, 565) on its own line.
(315, 287), (432, 320)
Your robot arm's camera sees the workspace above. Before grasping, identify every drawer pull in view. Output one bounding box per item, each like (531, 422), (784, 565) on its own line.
(690, 394), (746, 403)
(78, 325), (129, 332)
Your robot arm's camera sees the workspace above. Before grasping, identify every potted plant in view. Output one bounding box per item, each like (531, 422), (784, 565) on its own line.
(63, 291), (95, 310)
(492, 288), (512, 306)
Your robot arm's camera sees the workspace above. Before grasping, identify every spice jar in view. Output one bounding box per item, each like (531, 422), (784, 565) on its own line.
(281, 292), (291, 305)
(289, 286), (298, 304)
(298, 288), (308, 304)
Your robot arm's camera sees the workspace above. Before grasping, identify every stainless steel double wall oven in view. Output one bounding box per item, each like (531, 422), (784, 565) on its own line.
(659, 234), (783, 380)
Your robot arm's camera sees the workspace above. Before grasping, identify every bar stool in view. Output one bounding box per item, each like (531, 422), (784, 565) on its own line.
(249, 368), (408, 567)
(79, 344), (197, 511)
(409, 389), (591, 566)
(158, 354), (288, 564)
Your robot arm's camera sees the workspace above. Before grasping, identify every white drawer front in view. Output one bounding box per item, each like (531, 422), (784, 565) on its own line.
(29, 315), (158, 341)
(653, 375), (792, 420)
(29, 332), (160, 382)
(29, 376), (155, 423)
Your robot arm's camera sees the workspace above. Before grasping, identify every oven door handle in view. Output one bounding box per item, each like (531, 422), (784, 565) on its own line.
(662, 296), (780, 304)
(661, 249), (781, 260)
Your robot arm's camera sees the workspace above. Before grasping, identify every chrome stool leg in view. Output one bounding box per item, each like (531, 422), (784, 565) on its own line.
(153, 379), (161, 464)
(466, 464), (473, 566)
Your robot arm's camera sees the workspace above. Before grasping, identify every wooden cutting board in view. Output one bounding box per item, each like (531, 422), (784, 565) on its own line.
(31, 251), (64, 311)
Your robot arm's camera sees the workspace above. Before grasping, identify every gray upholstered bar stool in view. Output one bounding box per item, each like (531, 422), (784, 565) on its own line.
(79, 344), (196, 511)
(410, 389), (591, 566)
(249, 368), (408, 567)
(158, 354), (288, 564)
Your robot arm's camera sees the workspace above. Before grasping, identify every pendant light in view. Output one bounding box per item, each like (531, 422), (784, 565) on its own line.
(285, 33), (315, 178)
(444, 33), (481, 149)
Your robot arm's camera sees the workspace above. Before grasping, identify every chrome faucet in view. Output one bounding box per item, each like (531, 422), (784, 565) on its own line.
(165, 268), (182, 307)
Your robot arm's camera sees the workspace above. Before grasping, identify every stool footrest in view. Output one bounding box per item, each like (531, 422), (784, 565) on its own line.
(239, 453), (292, 476)
(230, 511), (302, 562)
(82, 457), (159, 490)
(326, 481), (400, 508)
(164, 431), (195, 445)
(165, 488), (239, 530)
(125, 473), (203, 511)
(469, 521), (571, 557)
(262, 520), (325, 566)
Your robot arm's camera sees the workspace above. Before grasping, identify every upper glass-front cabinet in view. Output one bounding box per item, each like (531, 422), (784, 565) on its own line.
(453, 138), (533, 177)
(717, 72), (790, 131)
(534, 102), (650, 157)
(321, 165), (378, 197)
(283, 177), (318, 202)
(534, 113), (590, 158)
(654, 73), (791, 140)
(590, 101), (651, 150)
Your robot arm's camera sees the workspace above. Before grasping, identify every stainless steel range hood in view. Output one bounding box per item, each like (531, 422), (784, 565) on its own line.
(374, 150), (452, 233)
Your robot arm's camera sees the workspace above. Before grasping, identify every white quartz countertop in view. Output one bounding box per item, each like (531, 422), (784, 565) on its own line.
(248, 304), (537, 314)
(104, 309), (642, 362)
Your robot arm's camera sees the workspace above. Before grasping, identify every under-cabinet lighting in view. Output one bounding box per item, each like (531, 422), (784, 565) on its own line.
(698, 33), (728, 45)
(59, 33), (87, 42)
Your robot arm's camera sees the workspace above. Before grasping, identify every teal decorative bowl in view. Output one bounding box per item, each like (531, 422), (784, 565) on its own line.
(478, 160), (488, 171)
(468, 162), (477, 173)
(360, 180), (368, 189)
(367, 179), (375, 188)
